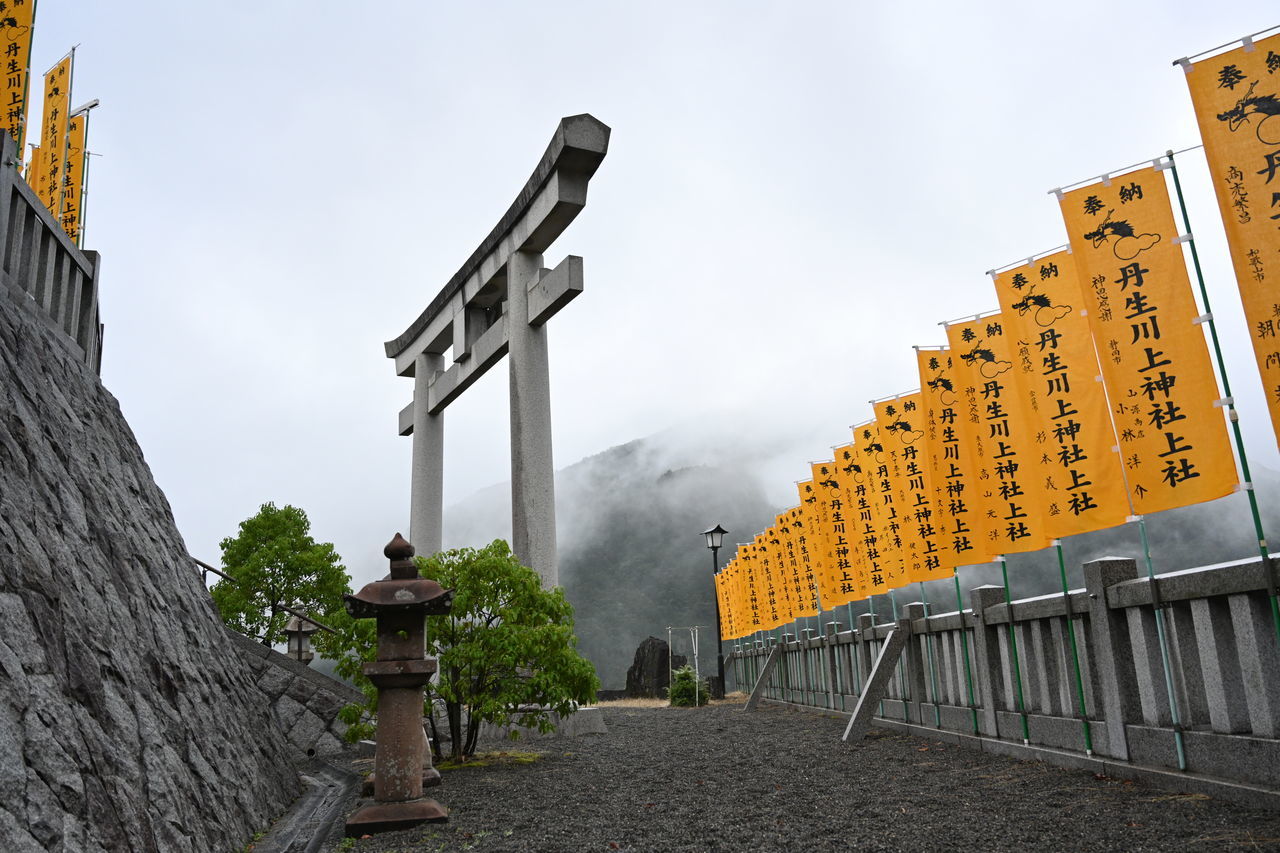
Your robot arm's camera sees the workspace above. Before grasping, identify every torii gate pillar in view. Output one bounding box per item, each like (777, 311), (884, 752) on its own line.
(387, 115), (610, 588)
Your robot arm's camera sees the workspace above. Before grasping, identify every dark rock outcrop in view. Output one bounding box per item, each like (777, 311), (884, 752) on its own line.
(0, 283), (300, 852)
(624, 636), (684, 698)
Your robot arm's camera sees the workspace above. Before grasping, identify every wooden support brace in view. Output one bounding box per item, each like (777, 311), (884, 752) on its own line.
(842, 625), (911, 741)
(743, 646), (782, 712)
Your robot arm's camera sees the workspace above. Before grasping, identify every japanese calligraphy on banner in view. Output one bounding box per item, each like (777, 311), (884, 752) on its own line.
(852, 421), (910, 591)
(872, 393), (949, 583)
(39, 53), (72, 217)
(1060, 167), (1236, 513)
(991, 250), (1131, 537)
(753, 533), (783, 630)
(0, 2), (36, 149)
(738, 543), (761, 632)
(916, 347), (990, 567)
(781, 506), (820, 616)
(807, 461), (858, 607)
(945, 314), (1052, 554)
(1182, 32), (1280, 450)
(797, 477), (841, 606)
(834, 442), (875, 602)
(60, 113), (86, 243)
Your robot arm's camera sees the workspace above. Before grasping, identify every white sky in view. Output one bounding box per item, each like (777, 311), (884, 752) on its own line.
(33, 2), (1280, 587)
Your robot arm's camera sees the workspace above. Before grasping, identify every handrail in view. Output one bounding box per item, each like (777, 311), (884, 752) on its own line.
(193, 556), (341, 636)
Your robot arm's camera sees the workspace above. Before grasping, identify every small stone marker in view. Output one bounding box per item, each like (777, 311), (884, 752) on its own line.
(343, 534), (453, 836)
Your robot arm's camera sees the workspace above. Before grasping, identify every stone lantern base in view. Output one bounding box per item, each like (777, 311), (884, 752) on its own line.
(345, 799), (448, 836)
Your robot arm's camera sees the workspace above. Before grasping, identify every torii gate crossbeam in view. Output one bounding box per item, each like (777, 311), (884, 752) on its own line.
(385, 115), (610, 588)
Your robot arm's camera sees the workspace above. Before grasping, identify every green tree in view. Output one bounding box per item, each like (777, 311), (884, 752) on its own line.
(418, 540), (599, 761)
(210, 502), (350, 646)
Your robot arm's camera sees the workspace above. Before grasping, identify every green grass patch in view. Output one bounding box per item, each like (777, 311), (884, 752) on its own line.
(437, 750), (543, 770)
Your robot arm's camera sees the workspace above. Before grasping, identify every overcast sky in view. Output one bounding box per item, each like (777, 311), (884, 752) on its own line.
(34, 2), (1280, 587)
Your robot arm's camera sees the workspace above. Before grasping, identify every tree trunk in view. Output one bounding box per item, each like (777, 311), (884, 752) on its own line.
(463, 710), (480, 759)
(446, 699), (463, 761)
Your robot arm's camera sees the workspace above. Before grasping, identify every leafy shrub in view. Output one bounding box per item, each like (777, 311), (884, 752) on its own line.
(667, 665), (709, 707)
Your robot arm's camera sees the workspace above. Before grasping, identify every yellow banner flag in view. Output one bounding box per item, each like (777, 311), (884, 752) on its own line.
(1182, 34), (1280, 451)
(25, 141), (41, 196)
(945, 314), (1053, 555)
(916, 347), (992, 567)
(60, 112), (87, 243)
(39, 53), (72, 218)
(807, 460), (860, 607)
(991, 250), (1131, 537)
(780, 506), (820, 617)
(851, 421), (910, 592)
(1060, 167), (1236, 513)
(738, 542), (762, 632)
(797, 477), (841, 607)
(833, 443), (875, 601)
(764, 523), (797, 626)
(0, 3), (36, 149)
(873, 393), (951, 583)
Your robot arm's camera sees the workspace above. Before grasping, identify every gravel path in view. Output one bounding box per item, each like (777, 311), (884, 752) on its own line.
(318, 702), (1280, 852)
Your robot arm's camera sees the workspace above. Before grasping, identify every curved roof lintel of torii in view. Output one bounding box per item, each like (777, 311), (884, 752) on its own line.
(386, 114), (610, 432)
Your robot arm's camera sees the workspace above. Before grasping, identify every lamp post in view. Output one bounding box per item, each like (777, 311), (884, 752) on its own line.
(702, 523), (727, 699)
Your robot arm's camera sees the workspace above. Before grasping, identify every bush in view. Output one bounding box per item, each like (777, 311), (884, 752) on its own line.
(667, 665), (709, 707)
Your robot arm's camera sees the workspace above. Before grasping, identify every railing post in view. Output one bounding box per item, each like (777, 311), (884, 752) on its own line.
(855, 613), (875, 701)
(1083, 557), (1142, 761)
(968, 585), (1004, 737)
(826, 621), (842, 711)
(902, 602), (928, 725)
(1228, 590), (1280, 737)
(1190, 595), (1251, 733)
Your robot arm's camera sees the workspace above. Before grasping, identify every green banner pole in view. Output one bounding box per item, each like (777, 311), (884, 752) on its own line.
(952, 566), (980, 735)
(1054, 542), (1093, 754)
(1136, 515), (1188, 770)
(998, 556), (1031, 744)
(918, 581), (942, 727)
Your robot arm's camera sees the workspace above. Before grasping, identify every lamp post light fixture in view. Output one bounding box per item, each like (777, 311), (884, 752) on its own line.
(702, 523), (727, 698)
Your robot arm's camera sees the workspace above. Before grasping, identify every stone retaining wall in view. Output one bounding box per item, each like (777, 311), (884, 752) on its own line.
(224, 630), (364, 757)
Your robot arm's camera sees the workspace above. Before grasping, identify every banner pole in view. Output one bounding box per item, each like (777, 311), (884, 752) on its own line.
(1166, 150), (1280, 648)
(952, 566), (980, 734)
(1137, 515), (1189, 770)
(918, 581), (942, 727)
(998, 556), (1031, 744)
(1054, 542), (1094, 754)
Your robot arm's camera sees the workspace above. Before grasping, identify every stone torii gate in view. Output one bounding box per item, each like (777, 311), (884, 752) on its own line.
(385, 114), (609, 588)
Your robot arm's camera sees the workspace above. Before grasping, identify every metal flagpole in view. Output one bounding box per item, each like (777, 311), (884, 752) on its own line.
(918, 581), (942, 727)
(1166, 149), (1280, 648)
(1054, 541), (1094, 754)
(997, 556), (1031, 744)
(1136, 514), (1188, 770)
(952, 565), (980, 734)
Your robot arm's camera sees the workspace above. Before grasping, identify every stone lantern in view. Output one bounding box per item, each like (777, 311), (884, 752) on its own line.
(343, 533), (453, 836)
(283, 610), (318, 665)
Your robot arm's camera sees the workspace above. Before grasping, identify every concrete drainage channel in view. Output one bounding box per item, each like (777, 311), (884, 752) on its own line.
(253, 757), (359, 853)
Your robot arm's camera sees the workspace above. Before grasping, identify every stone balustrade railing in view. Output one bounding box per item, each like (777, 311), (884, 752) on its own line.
(0, 132), (102, 373)
(730, 555), (1280, 799)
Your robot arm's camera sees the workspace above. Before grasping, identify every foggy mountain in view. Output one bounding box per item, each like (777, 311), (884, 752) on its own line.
(444, 427), (1280, 689)
(444, 433), (782, 689)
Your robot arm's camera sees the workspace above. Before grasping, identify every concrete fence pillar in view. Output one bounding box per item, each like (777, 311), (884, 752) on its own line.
(969, 585), (1004, 737)
(902, 602), (928, 725)
(1229, 591), (1280, 737)
(855, 613), (875, 701)
(1191, 595), (1252, 733)
(1083, 557), (1142, 761)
